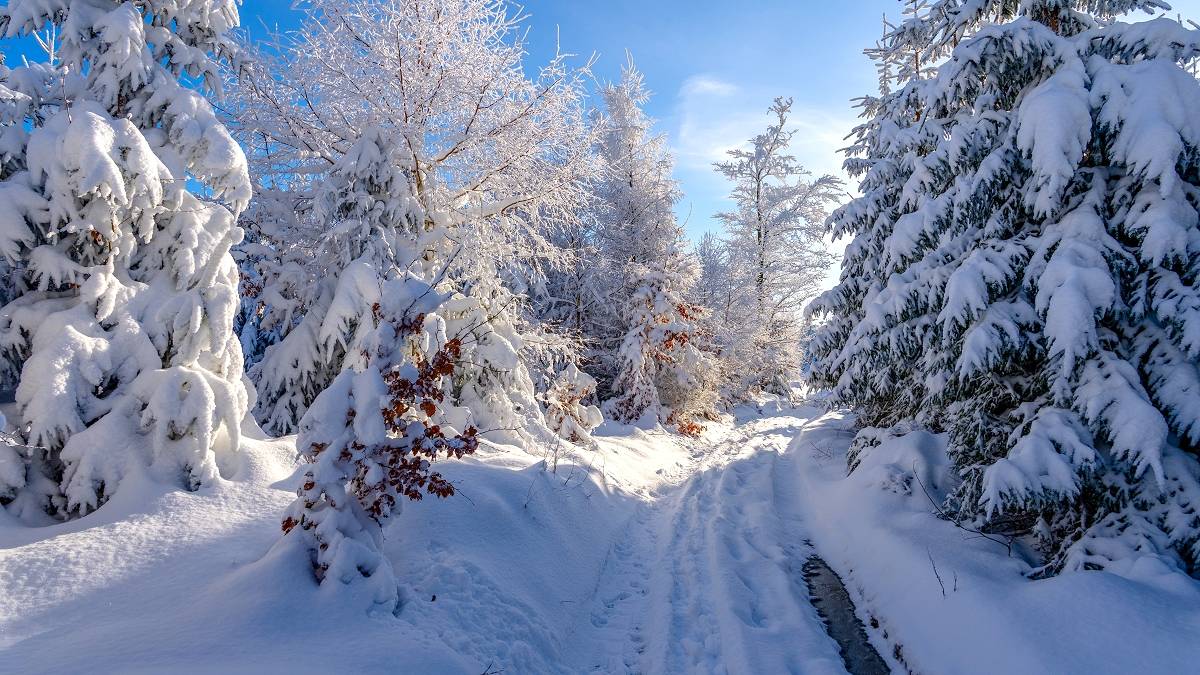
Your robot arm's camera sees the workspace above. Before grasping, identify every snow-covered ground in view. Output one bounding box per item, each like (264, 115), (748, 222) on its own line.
(2, 403), (1199, 674)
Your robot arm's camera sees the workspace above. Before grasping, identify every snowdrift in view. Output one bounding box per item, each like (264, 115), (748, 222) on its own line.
(790, 411), (1200, 675)
(0, 423), (690, 674)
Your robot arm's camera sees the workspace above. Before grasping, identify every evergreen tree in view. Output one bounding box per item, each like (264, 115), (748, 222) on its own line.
(231, 190), (309, 374)
(588, 59), (718, 429)
(279, 274), (479, 610)
(594, 60), (684, 293)
(605, 255), (718, 433)
(251, 128), (424, 436)
(541, 363), (603, 444)
(809, 0), (1200, 576)
(0, 0), (251, 517)
(588, 60), (686, 375)
(537, 214), (604, 348)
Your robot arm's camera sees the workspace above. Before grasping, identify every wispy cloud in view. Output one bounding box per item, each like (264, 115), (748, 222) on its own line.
(678, 74), (738, 98)
(667, 74), (861, 287)
(670, 74), (856, 180)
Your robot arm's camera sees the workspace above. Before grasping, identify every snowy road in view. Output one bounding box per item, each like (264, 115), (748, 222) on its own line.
(569, 408), (860, 675)
(7, 402), (1194, 674)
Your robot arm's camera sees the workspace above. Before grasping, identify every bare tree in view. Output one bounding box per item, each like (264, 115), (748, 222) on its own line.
(709, 98), (842, 397)
(225, 0), (599, 440)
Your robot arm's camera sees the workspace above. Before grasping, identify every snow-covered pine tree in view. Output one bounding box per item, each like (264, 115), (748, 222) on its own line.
(711, 98), (842, 399)
(0, 0), (251, 517)
(589, 59), (717, 429)
(279, 274), (478, 610)
(230, 190), (307, 374)
(228, 0), (596, 443)
(534, 193), (609, 391)
(605, 254), (718, 434)
(592, 58), (684, 317)
(250, 128), (425, 436)
(809, 0), (1200, 576)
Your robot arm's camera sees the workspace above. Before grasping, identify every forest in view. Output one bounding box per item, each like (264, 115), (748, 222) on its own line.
(1, 1), (1199, 673)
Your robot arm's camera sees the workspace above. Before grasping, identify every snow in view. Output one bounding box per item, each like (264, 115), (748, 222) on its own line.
(4, 401), (1198, 673)
(0, 428), (656, 673)
(1015, 62), (1090, 218)
(789, 409), (1200, 675)
(578, 412), (849, 674)
(981, 406), (1095, 513)
(2, 2), (1196, 671)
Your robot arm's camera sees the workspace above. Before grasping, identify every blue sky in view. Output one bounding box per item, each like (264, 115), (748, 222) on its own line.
(518, 1), (891, 241)
(9, 0), (1200, 245)
(520, 1), (900, 235)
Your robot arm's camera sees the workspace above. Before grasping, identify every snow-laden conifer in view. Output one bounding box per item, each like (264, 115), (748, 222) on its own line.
(279, 274), (478, 610)
(809, 0), (1200, 575)
(605, 255), (718, 433)
(593, 60), (685, 315)
(250, 128), (424, 436)
(0, 0), (250, 516)
(586, 60), (718, 428)
(541, 363), (603, 444)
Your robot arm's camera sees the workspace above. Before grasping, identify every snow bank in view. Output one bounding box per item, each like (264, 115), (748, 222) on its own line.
(0, 427), (691, 674)
(789, 409), (1200, 675)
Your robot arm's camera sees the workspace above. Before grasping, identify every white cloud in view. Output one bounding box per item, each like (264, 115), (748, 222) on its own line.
(678, 74), (738, 98)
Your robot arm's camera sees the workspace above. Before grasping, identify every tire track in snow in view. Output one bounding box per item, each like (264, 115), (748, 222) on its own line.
(569, 435), (703, 673)
(570, 411), (853, 674)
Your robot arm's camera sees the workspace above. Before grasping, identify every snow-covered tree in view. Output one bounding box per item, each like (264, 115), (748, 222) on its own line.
(536, 219), (603, 343)
(605, 256), (718, 433)
(0, 0), (251, 517)
(585, 59), (717, 428)
(541, 363), (603, 444)
(593, 60), (684, 304)
(227, 0), (597, 442)
(809, 0), (1200, 576)
(231, 193), (304, 373)
(250, 128), (425, 436)
(710, 99), (842, 398)
(279, 274), (478, 610)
